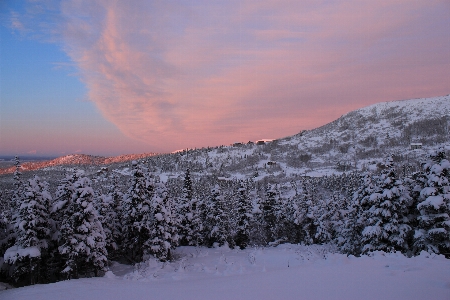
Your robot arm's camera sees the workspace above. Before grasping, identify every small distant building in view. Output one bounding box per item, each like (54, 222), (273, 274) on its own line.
(247, 141), (254, 145)
(232, 142), (244, 147)
(256, 139), (274, 145)
(410, 143), (423, 150)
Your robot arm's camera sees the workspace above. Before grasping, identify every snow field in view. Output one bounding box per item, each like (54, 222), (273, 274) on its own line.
(2, 244), (449, 300)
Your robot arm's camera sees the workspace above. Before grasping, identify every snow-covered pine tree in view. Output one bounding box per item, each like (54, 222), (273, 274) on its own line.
(121, 161), (153, 262)
(280, 180), (307, 244)
(3, 156), (24, 253)
(59, 176), (107, 278)
(284, 193), (302, 244)
(178, 169), (203, 246)
(46, 170), (80, 278)
(305, 181), (320, 245)
(108, 174), (124, 214)
(110, 173), (124, 249)
(409, 157), (432, 254)
(193, 176), (213, 244)
(11, 156), (23, 212)
(339, 173), (374, 255)
(207, 184), (230, 247)
(313, 197), (332, 244)
(248, 183), (265, 245)
(414, 150), (450, 256)
(292, 180), (316, 245)
(314, 193), (343, 244)
(332, 194), (347, 239)
(0, 205), (8, 254)
(262, 183), (277, 243)
(361, 156), (412, 253)
(51, 171), (79, 239)
(234, 181), (253, 249)
(194, 183), (209, 246)
(186, 195), (204, 246)
(96, 193), (120, 259)
(5, 176), (52, 285)
(146, 180), (178, 261)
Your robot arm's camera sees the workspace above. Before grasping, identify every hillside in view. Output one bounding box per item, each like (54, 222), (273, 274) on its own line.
(142, 94), (449, 180)
(0, 153), (159, 175)
(285, 95), (450, 155)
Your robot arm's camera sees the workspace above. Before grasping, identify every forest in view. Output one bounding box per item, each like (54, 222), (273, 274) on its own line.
(0, 147), (449, 287)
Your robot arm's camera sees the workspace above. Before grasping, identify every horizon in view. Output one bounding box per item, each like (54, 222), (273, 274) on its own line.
(1, 1), (449, 157)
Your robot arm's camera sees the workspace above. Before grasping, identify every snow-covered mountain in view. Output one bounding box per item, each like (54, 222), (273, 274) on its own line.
(283, 94), (450, 154)
(155, 94), (449, 180)
(268, 94), (450, 173)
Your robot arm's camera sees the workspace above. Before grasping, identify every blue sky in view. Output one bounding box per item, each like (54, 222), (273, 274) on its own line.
(0, 5), (151, 156)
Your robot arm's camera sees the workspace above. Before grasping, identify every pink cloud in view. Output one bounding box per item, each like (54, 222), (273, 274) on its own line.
(53, 0), (449, 151)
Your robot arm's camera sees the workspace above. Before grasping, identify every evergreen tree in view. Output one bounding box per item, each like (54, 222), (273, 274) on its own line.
(178, 169), (203, 246)
(292, 180), (316, 245)
(178, 169), (192, 245)
(262, 183), (280, 243)
(59, 176), (107, 278)
(285, 194), (302, 244)
(11, 156), (23, 212)
(339, 173), (374, 255)
(6, 176), (52, 285)
(314, 193), (343, 244)
(248, 182), (265, 245)
(4, 156), (24, 253)
(146, 180), (179, 261)
(313, 198), (332, 244)
(121, 161), (153, 262)
(96, 193), (120, 259)
(107, 173), (124, 254)
(414, 150), (450, 256)
(52, 171), (79, 240)
(207, 185), (229, 247)
(194, 186), (209, 246)
(361, 156), (411, 253)
(0, 206), (8, 252)
(234, 181), (253, 249)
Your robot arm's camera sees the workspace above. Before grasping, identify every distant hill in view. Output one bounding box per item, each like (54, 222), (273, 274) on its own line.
(0, 153), (159, 175)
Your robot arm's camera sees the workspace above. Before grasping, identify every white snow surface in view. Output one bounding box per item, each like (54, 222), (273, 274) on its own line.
(2, 244), (449, 300)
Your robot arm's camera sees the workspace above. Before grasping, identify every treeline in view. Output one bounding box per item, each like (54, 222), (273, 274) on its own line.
(0, 150), (449, 286)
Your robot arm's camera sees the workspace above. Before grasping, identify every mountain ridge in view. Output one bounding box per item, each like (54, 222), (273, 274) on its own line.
(0, 153), (159, 175)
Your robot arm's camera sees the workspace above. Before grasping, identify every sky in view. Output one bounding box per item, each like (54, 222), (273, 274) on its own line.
(0, 0), (449, 157)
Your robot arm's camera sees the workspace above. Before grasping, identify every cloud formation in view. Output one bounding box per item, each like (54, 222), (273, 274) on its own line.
(22, 0), (450, 151)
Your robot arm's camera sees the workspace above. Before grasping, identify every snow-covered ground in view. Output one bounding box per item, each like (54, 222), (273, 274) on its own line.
(2, 244), (449, 300)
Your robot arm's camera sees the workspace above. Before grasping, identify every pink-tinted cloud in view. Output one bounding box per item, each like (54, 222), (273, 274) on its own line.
(47, 0), (449, 151)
